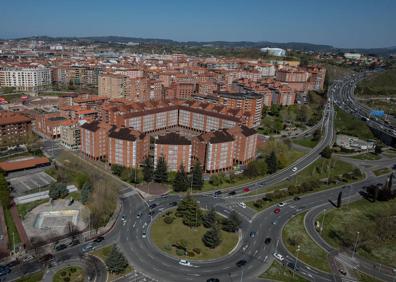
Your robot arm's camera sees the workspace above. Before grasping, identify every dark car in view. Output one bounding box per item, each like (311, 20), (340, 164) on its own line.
(0, 266), (10, 276)
(236, 260), (247, 267)
(5, 260), (19, 268)
(228, 191), (236, 196)
(148, 210), (155, 216)
(249, 231), (256, 238)
(262, 197), (272, 202)
(69, 239), (80, 246)
(207, 279), (220, 282)
(264, 237), (272, 244)
(149, 203), (158, 209)
(214, 191), (222, 196)
(293, 196), (301, 201)
(54, 244), (67, 252)
(392, 164), (396, 170)
(287, 262), (299, 271)
(93, 236), (105, 243)
(169, 201), (177, 207)
(39, 254), (55, 263)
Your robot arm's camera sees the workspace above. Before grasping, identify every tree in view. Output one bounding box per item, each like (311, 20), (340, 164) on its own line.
(321, 146), (332, 159)
(80, 181), (92, 205)
(266, 151), (278, 174)
(173, 164), (190, 192)
(176, 196), (202, 227)
(222, 211), (241, 233)
(202, 227), (221, 248)
(49, 183), (68, 200)
(142, 156), (154, 182)
(209, 174), (222, 186)
(312, 129), (322, 141)
(192, 160), (204, 190)
(202, 208), (217, 228)
(244, 161), (259, 178)
(374, 145), (382, 155)
(154, 156), (168, 183)
(105, 245), (129, 274)
(111, 165), (123, 176)
(0, 173), (10, 207)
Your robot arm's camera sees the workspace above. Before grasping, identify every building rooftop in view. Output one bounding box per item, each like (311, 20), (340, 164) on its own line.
(0, 111), (32, 125)
(156, 132), (191, 145)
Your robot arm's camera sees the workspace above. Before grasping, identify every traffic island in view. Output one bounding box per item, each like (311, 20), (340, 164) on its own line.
(53, 266), (85, 282)
(259, 261), (308, 282)
(150, 206), (240, 260)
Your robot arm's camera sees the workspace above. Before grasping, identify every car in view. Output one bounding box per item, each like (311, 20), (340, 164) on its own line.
(207, 279), (220, 282)
(236, 260), (247, 267)
(169, 201), (177, 207)
(69, 239), (80, 246)
(274, 207), (281, 214)
(94, 236), (105, 243)
(272, 221), (277, 225)
(0, 266), (10, 276)
(161, 194), (168, 198)
(136, 212), (143, 219)
(142, 231), (147, 238)
(278, 202), (286, 207)
(392, 164), (396, 170)
(273, 252), (284, 261)
(5, 260), (20, 268)
(214, 190), (222, 196)
(243, 187), (250, 193)
(262, 197), (272, 202)
(149, 203), (157, 209)
(39, 254), (54, 263)
(81, 243), (95, 253)
(287, 262), (299, 271)
(54, 244), (67, 252)
(293, 196), (301, 201)
(238, 202), (247, 209)
(228, 191), (236, 196)
(148, 210), (155, 216)
(292, 167), (298, 172)
(121, 215), (126, 221)
(264, 237), (272, 244)
(179, 259), (192, 266)
(338, 268), (347, 275)
(249, 231), (256, 238)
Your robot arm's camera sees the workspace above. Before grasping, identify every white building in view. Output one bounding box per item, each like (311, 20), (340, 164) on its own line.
(344, 53), (362, 60)
(260, 47), (286, 57)
(0, 66), (52, 92)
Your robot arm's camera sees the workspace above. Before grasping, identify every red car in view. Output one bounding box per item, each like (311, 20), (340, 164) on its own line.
(274, 208), (281, 214)
(243, 187), (250, 193)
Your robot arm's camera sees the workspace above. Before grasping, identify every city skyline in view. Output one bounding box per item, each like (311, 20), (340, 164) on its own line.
(1, 0), (396, 48)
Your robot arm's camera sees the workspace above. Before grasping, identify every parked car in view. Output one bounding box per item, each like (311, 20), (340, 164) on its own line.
(236, 260), (247, 267)
(214, 191), (222, 196)
(0, 266), (11, 276)
(69, 239), (80, 246)
(54, 244), (67, 252)
(273, 252), (284, 261)
(169, 201), (178, 207)
(94, 236), (105, 243)
(5, 260), (20, 268)
(81, 243), (95, 253)
(179, 259), (192, 266)
(278, 202), (286, 207)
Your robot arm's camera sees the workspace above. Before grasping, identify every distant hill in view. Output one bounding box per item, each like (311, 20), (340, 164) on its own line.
(2, 35), (396, 56)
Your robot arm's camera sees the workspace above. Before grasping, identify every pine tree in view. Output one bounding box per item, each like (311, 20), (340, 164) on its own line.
(266, 151), (278, 174)
(192, 160), (204, 190)
(173, 164), (189, 192)
(202, 227), (221, 248)
(222, 211), (241, 233)
(320, 146), (332, 159)
(143, 156), (154, 182)
(105, 245), (129, 274)
(202, 208), (216, 228)
(154, 156), (168, 183)
(80, 181), (92, 204)
(176, 196), (202, 227)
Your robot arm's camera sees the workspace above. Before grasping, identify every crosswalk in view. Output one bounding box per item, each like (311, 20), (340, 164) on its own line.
(115, 271), (158, 282)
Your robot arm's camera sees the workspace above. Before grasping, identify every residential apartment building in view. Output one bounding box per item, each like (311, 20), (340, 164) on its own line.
(227, 125), (257, 164)
(80, 121), (111, 160)
(35, 113), (68, 139)
(98, 73), (130, 99)
(0, 111), (32, 147)
(0, 66), (51, 92)
(60, 120), (81, 150)
(154, 133), (192, 172)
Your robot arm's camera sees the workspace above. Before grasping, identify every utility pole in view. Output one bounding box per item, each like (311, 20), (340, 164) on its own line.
(352, 231), (360, 259)
(293, 245), (300, 278)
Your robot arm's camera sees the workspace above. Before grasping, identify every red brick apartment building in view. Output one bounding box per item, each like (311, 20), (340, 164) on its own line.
(80, 121), (111, 160)
(0, 111), (32, 146)
(35, 113), (68, 139)
(154, 133), (192, 172)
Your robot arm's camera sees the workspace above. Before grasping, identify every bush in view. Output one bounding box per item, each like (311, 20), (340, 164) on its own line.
(164, 244), (172, 251)
(176, 249), (185, 256)
(164, 216), (174, 224)
(187, 251), (195, 257)
(193, 248), (201, 254)
(49, 182), (69, 200)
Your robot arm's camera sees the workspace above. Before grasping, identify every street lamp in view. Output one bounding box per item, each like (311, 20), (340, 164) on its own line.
(293, 245), (300, 278)
(320, 209), (326, 234)
(352, 231), (360, 259)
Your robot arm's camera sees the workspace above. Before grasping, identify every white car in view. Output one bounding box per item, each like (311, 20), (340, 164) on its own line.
(179, 259), (192, 266)
(142, 231), (147, 238)
(292, 167), (298, 172)
(273, 252), (284, 261)
(22, 255), (34, 262)
(278, 202), (286, 207)
(238, 202), (247, 209)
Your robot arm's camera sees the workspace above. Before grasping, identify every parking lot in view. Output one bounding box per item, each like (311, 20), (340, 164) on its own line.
(8, 171), (56, 196)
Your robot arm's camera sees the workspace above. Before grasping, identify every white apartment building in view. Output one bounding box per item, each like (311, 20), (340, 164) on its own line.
(0, 66), (52, 92)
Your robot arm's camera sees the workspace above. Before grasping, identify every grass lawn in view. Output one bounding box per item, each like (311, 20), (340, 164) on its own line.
(293, 138), (319, 148)
(53, 266), (85, 282)
(15, 271), (44, 282)
(283, 212), (331, 273)
(150, 212), (239, 260)
(91, 244), (133, 281)
(4, 207), (21, 246)
(353, 270), (383, 282)
(17, 199), (48, 219)
(317, 198), (396, 268)
(356, 69), (396, 97)
(334, 108), (375, 140)
(259, 260), (308, 282)
(372, 167), (392, 176)
(351, 153), (381, 161)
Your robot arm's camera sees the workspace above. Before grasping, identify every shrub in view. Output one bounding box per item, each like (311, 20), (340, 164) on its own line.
(187, 251), (195, 257)
(176, 249), (185, 256)
(164, 216), (174, 224)
(164, 244), (172, 251)
(193, 248), (201, 254)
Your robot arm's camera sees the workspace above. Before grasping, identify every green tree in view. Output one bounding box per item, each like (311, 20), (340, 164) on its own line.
(202, 227), (221, 248)
(312, 129), (322, 141)
(49, 183), (69, 200)
(266, 151), (278, 174)
(154, 156), (168, 183)
(105, 245), (129, 274)
(128, 168), (143, 184)
(321, 146), (332, 159)
(173, 164), (190, 192)
(192, 160), (204, 190)
(176, 196), (202, 227)
(209, 174), (222, 186)
(80, 181), (92, 205)
(0, 173), (10, 207)
(374, 145), (382, 155)
(142, 156), (154, 182)
(111, 165), (123, 176)
(244, 161), (259, 178)
(221, 211), (241, 233)
(202, 208), (217, 228)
